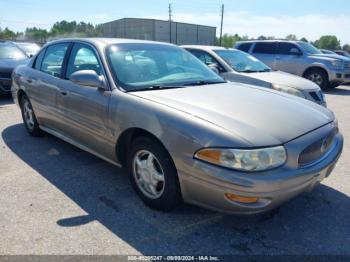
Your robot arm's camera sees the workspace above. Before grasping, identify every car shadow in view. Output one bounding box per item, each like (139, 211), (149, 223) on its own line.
(2, 123), (350, 255)
(0, 95), (14, 107)
(324, 86), (350, 96)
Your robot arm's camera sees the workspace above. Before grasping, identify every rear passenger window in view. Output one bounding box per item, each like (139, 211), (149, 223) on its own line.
(34, 49), (45, 70)
(41, 43), (69, 78)
(253, 42), (277, 54)
(278, 43), (301, 55)
(66, 43), (101, 79)
(237, 43), (252, 53)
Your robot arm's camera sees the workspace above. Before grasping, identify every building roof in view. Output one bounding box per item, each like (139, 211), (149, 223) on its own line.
(103, 17), (216, 29)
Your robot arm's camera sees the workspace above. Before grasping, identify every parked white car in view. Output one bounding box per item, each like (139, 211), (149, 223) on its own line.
(183, 45), (326, 106)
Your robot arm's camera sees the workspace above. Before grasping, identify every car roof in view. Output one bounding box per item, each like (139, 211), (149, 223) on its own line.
(236, 40), (302, 44)
(47, 38), (176, 48)
(182, 45), (238, 51)
(0, 41), (16, 46)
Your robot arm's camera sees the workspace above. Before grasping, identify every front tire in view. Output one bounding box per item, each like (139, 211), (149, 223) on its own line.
(127, 137), (182, 211)
(304, 68), (330, 90)
(20, 95), (43, 136)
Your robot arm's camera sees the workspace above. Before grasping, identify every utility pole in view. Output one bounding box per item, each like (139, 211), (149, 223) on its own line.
(169, 3), (172, 44)
(219, 4), (224, 46)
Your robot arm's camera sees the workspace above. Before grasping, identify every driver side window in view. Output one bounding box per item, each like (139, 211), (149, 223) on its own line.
(66, 43), (102, 79)
(190, 50), (225, 72)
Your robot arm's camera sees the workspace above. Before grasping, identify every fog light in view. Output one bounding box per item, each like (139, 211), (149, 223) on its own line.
(225, 193), (259, 204)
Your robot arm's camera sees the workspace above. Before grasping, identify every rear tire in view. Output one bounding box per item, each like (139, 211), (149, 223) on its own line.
(127, 137), (182, 211)
(304, 68), (330, 90)
(20, 94), (43, 137)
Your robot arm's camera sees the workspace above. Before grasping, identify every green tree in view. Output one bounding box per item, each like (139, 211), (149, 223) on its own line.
(300, 37), (308, 42)
(314, 35), (341, 50)
(25, 27), (48, 43)
(0, 27), (16, 39)
(286, 34), (297, 41)
(343, 44), (350, 53)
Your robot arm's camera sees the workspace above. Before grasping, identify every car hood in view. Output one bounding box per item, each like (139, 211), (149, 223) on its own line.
(244, 71), (320, 91)
(309, 53), (350, 62)
(131, 83), (334, 147)
(0, 58), (29, 70)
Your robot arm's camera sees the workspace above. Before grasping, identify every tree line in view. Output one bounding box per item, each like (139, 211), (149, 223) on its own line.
(0, 20), (349, 53)
(0, 21), (103, 43)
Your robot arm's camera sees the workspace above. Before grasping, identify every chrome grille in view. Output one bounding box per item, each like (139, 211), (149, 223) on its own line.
(309, 91), (321, 102)
(344, 61), (350, 70)
(298, 129), (336, 167)
(0, 71), (12, 79)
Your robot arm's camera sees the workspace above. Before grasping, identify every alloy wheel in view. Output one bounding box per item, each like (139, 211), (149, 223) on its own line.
(23, 100), (35, 130)
(132, 150), (165, 199)
(308, 73), (323, 86)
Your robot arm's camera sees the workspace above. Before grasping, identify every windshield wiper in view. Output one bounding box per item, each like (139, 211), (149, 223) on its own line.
(239, 69), (271, 73)
(182, 80), (225, 86)
(128, 85), (187, 92)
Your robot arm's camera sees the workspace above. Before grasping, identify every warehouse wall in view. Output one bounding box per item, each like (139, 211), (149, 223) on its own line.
(102, 18), (216, 45)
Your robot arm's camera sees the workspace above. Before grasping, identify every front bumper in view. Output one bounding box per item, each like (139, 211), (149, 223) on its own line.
(178, 124), (343, 215)
(0, 77), (12, 95)
(303, 89), (326, 107)
(329, 69), (350, 84)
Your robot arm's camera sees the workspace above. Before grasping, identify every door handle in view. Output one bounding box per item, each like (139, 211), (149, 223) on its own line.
(59, 89), (68, 96)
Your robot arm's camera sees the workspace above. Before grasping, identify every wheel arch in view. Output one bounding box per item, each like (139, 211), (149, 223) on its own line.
(302, 65), (330, 81)
(115, 127), (172, 168)
(17, 89), (26, 104)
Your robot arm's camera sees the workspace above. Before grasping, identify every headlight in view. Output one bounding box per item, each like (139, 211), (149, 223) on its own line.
(272, 84), (306, 98)
(334, 118), (339, 132)
(331, 60), (344, 70)
(194, 146), (287, 172)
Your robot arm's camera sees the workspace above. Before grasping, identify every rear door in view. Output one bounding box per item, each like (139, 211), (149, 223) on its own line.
(251, 42), (278, 70)
(56, 42), (111, 155)
(26, 43), (70, 129)
(275, 42), (303, 75)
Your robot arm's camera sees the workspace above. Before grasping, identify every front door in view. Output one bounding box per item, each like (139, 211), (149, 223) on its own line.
(275, 42), (303, 75)
(56, 42), (111, 155)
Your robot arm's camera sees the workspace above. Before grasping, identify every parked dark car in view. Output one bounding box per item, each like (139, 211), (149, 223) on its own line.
(11, 42), (41, 57)
(334, 50), (350, 58)
(320, 49), (336, 55)
(12, 38), (343, 215)
(0, 41), (29, 95)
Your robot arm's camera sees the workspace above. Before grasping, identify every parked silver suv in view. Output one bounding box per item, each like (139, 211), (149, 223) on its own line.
(235, 40), (350, 90)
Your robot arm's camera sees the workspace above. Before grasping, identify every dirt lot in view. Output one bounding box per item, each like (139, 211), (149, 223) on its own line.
(0, 86), (349, 256)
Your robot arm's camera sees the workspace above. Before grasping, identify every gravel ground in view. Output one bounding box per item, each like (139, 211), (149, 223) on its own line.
(0, 86), (349, 256)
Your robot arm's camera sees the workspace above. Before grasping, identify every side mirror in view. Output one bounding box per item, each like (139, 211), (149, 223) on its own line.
(70, 70), (107, 90)
(208, 63), (220, 75)
(290, 48), (302, 56)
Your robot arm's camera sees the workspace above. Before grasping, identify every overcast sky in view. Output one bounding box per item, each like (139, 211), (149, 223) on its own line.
(0, 0), (349, 44)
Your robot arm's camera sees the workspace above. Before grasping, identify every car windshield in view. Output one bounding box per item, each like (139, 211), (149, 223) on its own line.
(298, 42), (321, 55)
(214, 49), (271, 73)
(0, 43), (27, 59)
(16, 43), (40, 55)
(106, 43), (225, 91)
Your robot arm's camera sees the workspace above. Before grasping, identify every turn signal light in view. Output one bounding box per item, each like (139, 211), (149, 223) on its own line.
(225, 193), (258, 204)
